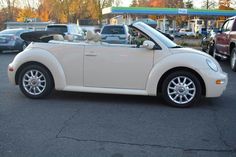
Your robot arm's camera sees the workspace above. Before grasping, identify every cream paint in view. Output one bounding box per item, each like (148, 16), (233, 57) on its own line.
(8, 22), (228, 98)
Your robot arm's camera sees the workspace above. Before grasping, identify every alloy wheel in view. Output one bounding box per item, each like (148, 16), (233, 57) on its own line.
(22, 69), (46, 95)
(167, 76), (196, 105)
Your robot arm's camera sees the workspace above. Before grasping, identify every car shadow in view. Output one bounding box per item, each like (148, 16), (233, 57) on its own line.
(48, 90), (213, 109)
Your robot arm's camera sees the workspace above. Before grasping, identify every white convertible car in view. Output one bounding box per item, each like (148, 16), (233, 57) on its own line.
(8, 22), (228, 107)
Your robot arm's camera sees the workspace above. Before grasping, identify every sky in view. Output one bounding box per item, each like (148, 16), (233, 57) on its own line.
(121, 0), (216, 8)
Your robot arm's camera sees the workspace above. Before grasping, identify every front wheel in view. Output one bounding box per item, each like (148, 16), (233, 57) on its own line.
(162, 71), (202, 107)
(207, 43), (214, 56)
(230, 47), (236, 72)
(213, 46), (221, 61)
(18, 64), (53, 98)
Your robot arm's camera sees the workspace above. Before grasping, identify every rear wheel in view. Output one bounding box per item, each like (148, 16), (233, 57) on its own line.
(18, 64), (53, 98)
(230, 47), (236, 72)
(162, 71), (202, 107)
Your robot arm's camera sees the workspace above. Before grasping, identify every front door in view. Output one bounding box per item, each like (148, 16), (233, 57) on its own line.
(84, 45), (153, 90)
(216, 19), (232, 55)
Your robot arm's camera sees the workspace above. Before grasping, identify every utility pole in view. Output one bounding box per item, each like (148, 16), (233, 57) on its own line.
(205, 0), (209, 36)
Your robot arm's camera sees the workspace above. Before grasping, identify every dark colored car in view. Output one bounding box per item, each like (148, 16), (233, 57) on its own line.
(212, 16), (236, 71)
(201, 28), (219, 54)
(0, 29), (30, 53)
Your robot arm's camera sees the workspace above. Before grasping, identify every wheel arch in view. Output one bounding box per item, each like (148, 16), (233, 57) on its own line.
(15, 61), (54, 86)
(156, 67), (206, 96)
(13, 48), (67, 90)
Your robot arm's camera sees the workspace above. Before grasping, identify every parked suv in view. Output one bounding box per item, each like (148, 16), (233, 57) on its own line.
(100, 25), (130, 44)
(46, 24), (84, 40)
(212, 16), (236, 71)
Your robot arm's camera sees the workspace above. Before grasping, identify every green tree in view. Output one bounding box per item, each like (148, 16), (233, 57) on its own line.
(87, 0), (114, 25)
(185, 0), (193, 8)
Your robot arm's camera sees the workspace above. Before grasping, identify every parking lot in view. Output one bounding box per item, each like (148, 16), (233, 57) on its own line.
(0, 52), (236, 157)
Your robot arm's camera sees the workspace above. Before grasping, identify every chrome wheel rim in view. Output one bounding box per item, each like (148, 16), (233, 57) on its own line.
(22, 70), (46, 95)
(167, 76), (196, 105)
(231, 51), (236, 68)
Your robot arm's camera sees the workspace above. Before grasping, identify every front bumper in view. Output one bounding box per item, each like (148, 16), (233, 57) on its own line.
(201, 69), (228, 97)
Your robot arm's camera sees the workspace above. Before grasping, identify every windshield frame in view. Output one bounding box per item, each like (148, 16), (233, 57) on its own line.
(131, 22), (178, 48)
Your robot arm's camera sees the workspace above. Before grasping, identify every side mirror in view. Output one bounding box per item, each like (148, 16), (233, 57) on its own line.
(143, 40), (155, 50)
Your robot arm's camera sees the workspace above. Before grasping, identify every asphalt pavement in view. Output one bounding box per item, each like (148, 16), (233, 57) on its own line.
(0, 53), (236, 157)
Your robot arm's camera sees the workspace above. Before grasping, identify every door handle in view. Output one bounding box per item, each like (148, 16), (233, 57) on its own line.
(85, 51), (97, 56)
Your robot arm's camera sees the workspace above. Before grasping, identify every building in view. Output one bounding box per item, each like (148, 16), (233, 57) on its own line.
(102, 7), (236, 32)
(5, 21), (54, 31)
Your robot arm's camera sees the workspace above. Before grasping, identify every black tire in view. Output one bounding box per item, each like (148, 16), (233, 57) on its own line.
(161, 71), (202, 107)
(213, 45), (221, 61)
(230, 47), (236, 72)
(207, 43), (214, 56)
(18, 64), (53, 99)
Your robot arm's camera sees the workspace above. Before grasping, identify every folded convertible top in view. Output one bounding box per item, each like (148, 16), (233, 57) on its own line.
(20, 31), (63, 43)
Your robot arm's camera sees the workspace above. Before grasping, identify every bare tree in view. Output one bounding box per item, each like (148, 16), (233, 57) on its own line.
(202, 0), (217, 9)
(0, 0), (19, 21)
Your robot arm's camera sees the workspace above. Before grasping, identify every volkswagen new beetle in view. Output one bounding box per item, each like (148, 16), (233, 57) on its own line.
(8, 22), (228, 107)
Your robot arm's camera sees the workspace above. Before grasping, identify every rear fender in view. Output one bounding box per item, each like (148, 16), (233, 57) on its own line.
(14, 48), (66, 90)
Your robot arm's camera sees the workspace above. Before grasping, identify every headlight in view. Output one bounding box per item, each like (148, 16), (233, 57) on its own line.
(206, 59), (218, 72)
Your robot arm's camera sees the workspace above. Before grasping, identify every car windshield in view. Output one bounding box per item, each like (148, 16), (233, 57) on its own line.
(46, 26), (68, 34)
(134, 22), (177, 48)
(101, 26), (125, 34)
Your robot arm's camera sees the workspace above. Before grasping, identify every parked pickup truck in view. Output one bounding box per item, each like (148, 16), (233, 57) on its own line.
(212, 16), (236, 71)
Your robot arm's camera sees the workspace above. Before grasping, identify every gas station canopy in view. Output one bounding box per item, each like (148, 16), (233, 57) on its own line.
(102, 7), (236, 17)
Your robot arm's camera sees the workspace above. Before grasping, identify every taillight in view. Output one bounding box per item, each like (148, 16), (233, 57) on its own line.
(8, 65), (14, 72)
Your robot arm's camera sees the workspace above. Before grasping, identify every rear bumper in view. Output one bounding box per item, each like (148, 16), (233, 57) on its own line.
(8, 63), (17, 85)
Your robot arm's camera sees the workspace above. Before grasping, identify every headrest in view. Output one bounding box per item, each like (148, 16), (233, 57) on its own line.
(64, 34), (74, 41)
(53, 34), (64, 41)
(86, 30), (94, 40)
(93, 33), (101, 42)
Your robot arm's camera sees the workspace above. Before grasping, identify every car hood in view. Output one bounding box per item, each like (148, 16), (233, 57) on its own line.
(169, 47), (211, 58)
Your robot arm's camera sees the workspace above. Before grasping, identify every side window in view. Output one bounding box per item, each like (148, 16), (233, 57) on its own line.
(233, 19), (236, 31)
(227, 19), (234, 31)
(101, 26), (124, 34)
(222, 21), (229, 32)
(130, 28), (149, 46)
